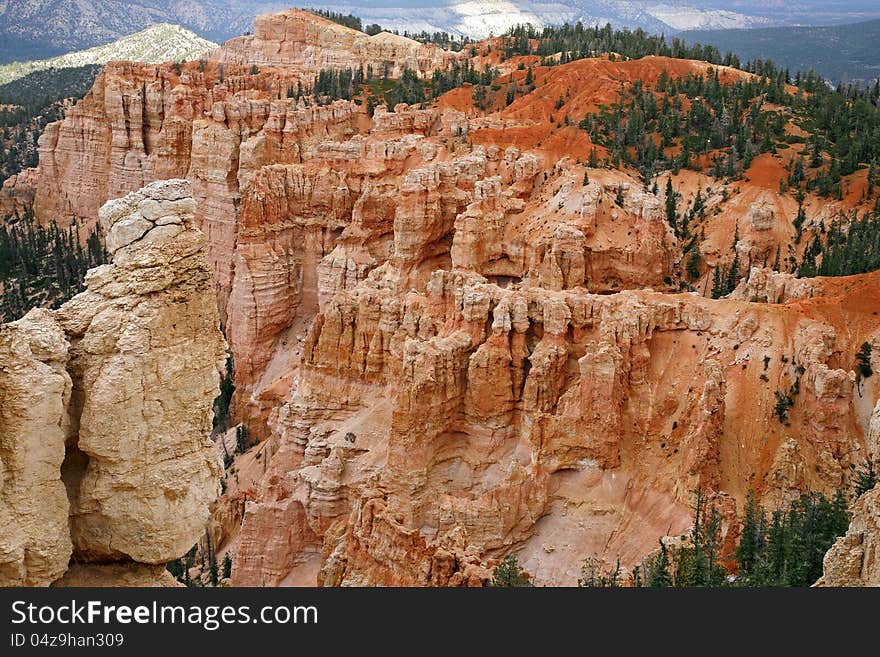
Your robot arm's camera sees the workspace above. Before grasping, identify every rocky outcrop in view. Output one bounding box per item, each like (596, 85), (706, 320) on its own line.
(210, 9), (459, 78)
(0, 167), (37, 217)
(449, 165), (674, 293)
(0, 180), (224, 586)
(818, 487), (880, 586)
(731, 267), (816, 303)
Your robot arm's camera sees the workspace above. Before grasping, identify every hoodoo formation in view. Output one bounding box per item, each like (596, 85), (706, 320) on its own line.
(0, 8), (878, 586)
(0, 179), (225, 586)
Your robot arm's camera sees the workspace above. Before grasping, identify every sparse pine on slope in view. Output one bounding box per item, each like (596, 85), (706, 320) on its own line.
(0, 65), (102, 182)
(0, 208), (107, 322)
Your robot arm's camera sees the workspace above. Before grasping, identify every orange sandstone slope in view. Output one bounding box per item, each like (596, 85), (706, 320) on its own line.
(19, 9), (880, 585)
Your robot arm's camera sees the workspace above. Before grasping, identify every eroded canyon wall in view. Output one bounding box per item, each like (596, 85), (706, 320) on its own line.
(229, 266), (878, 586)
(15, 9), (880, 586)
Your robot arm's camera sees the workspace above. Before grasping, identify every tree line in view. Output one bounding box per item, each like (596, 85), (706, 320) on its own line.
(302, 60), (497, 114)
(499, 22), (738, 67)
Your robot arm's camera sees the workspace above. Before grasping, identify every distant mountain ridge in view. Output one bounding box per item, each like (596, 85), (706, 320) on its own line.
(680, 18), (880, 83)
(683, 1), (880, 26)
(0, 24), (218, 86)
(331, 1), (772, 38)
(3, 1), (879, 65)
(0, 0), (238, 63)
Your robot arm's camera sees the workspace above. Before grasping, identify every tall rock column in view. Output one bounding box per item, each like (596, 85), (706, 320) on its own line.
(57, 179), (227, 564)
(0, 179), (226, 585)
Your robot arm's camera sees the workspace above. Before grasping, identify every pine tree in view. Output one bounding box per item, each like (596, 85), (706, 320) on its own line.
(855, 341), (874, 397)
(205, 531), (219, 586)
(491, 555), (532, 587)
(764, 509), (787, 584)
(665, 177), (677, 234)
(711, 265), (725, 299)
(703, 507), (724, 586)
(735, 490), (765, 582)
(686, 243), (702, 280)
(853, 460), (877, 499)
(774, 390), (794, 424)
(856, 342), (873, 381)
(792, 203), (807, 242)
(631, 564), (642, 587)
(647, 541), (673, 587)
(724, 250), (740, 295)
